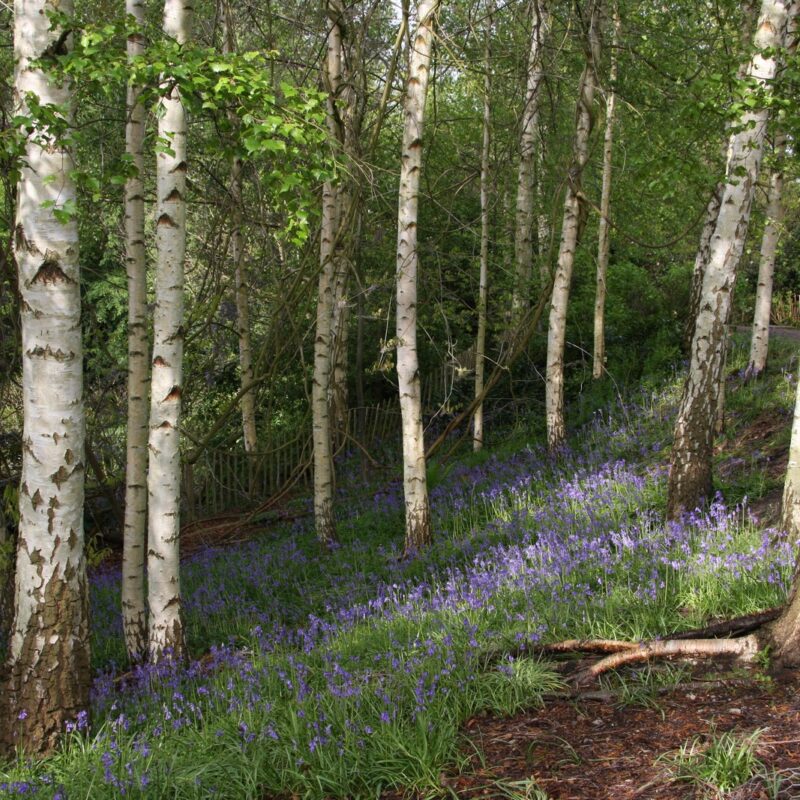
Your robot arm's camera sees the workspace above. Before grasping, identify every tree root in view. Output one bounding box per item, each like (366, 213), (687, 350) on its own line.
(571, 635), (760, 688)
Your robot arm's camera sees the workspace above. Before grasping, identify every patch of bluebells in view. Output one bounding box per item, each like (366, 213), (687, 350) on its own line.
(6, 377), (794, 797)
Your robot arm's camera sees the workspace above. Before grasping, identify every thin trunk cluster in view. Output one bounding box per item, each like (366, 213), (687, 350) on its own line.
(474, 0), (492, 452)
(223, 4), (259, 454)
(396, 0), (440, 554)
(511, 0), (549, 319)
(545, 0), (602, 451)
(667, 0), (791, 519)
(592, 8), (620, 380)
(4, 0), (90, 754)
(147, 0), (193, 661)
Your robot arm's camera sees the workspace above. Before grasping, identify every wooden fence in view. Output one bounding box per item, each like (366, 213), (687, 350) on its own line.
(182, 398), (401, 520)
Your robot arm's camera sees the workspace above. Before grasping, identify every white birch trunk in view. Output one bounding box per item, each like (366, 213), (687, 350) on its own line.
(223, 3), (258, 453)
(592, 8), (619, 380)
(396, 0), (440, 553)
(667, 0), (791, 519)
(685, 187), (722, 351)
(312, 4), (343, 547)
(474, 0), (492, 452)
(4, 0), (90, 753)
(511, 0), (549, 319)
(121, 0), (148, 665)
(545, 0), (601, 451)
(747, 135), (786, 378)
(147, 0), (192, 661)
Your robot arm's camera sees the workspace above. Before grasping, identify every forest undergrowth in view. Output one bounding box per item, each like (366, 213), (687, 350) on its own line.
(1, 334), (798, 799)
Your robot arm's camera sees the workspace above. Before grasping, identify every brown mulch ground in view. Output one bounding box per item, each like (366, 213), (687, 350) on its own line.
(418, 666), (800, 799)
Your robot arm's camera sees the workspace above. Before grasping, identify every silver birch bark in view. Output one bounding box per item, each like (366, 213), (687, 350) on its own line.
(122, 0), (148, 665)
(684, 187), (722, 351)
(223, 2), (258, 453)
(4, 0), (90, 753)
(147, 0), (192, 661)
(474, 0), (492, 452)
(312, 3), (343, 547)
(685, 2), (760, 352)
(545, 0), (601, 451)
(747, 134), (786, 378)
(396, 0), (440, 553)
(511, 0), (549, 319)
(666, 0), (791, 519)
(592, 8), (619, 380)
(782, 367), (800, 540)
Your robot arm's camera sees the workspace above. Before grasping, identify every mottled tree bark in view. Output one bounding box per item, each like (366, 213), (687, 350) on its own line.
(3, 0), (90, 754)
(592, 8), (619, 380)
(747, 135), (786, 378)
(396, 0), (440, 553)
(545, 0), (602, 451)
(474, 0), (492, 452)
(667, 0), (791, 519)
(511, 0), (549, 320)
(122, 0), (148, 666)
(147, 0), (192, 661)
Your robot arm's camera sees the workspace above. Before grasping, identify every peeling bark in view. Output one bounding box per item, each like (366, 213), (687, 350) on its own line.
(122, 0), (148, 666)
(545, 0), (602, 451)
(147, 0), (192, 662)
(396, 0), (440, 554)
(3, 0), (90, 755)
(667, 0), (792, 519)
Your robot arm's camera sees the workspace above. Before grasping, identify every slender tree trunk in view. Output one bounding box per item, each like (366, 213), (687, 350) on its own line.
(312, 3), (343, 547)
(223, 2), (258, 453)
(474, 0), (492, 452)
(666, 0), (791, 519)
(396, 0), (440, 554)
(122, 0), (148, 666)
(330, 240), (350, 447)
(747, 134), (786, 378)
(684, 187), (722, 352)
(147, 0), (192, 661)
(684, 2), (760, 353)
(592, 8), (619, 380)
(2, 0), (90, 754)
(545, 0), (602, 451)
(512, 0), (549, 320)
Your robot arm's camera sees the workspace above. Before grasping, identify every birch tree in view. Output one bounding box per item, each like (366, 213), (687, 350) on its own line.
(396, 0), (440, 553)
(667, 0), (791, 519)
(312, 0), (344, 547)
(592, 7), (619, 380)
(747, 135), (786, 378)
(545, 0), (602, 451)
(511, 0), (549, 319)
(3, 0), (90, 753)
(147, 0), (192, 661)
(222, 1), (258, 453)
(474, 0), (492, 452)
(122, 0), (148, 665)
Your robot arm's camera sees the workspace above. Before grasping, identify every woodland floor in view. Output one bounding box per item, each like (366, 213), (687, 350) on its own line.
(426, 663), (800, 799)
(381, 361), (800, 800)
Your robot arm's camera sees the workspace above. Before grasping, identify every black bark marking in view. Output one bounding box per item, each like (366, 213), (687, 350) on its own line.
(153, 355), (169, 367)
(31, 254), (75, 285)
(157, 214), (177, 228)
(163, 385), (181, 401)
(164, 188), (183, 202)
